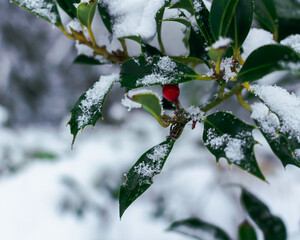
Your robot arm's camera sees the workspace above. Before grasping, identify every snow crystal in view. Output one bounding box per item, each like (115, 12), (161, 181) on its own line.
(193, 0), (203, 12)
(121, 97), (142, 111)
(205, 128), (247, 162)
(134, 143), (171, 178)
(211, 37), (232, 49)
(17, 0), (57, 23)
(77, 73), (119, 128)
(249, 85), (300, 143)
(281, 34), (300, 54)
(67, 19), (83, 34)
(221, 57), (237, 81)
(102, 0), (166, 39)
(136, 57), (179, 86)
(157, 56), (177, 73)
(242, 28), (275, 59)
(225, 138), (245, 162)
(185, 106), (204, 122)
(251, 102), (279, 137)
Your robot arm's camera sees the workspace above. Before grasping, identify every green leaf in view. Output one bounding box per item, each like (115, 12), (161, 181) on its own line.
(170, 0), (193, 14)
(203, 111), (265, 180)
(210, 0), (240, 40)
(227, 0), (254, 50)
(238, 44), (300, 82)
(119, 140), (175, 218)
(68, 74), (119, 145)
(274, 0), (300, 40)
(253, 0), (278, 39)
(240, 188), (287, 240)
(250, 102), (300, 168)
(56, 0), (80, 18)
(73, 54), (110, 65)
(126, 91), (169, 127)
(168, 218), (231, 240)
(120, 56), (197, 89)
(192, 0), (214, 45)
(77, 0), (97, 28)
(238, 221), (258, 240)
(162, 18), (209, 64)
(98, 1), (113, 34)
(11, 0), (61, 26)
(155, 0), (172, 54)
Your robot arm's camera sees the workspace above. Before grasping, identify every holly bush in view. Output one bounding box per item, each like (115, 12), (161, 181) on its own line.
(12, 0), (300, 239)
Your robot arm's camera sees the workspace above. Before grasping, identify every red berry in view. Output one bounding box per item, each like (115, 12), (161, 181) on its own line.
(163, 84), (180, 101)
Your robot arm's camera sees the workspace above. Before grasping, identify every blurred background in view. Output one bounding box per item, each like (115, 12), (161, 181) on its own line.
(0, 0), (300, 240)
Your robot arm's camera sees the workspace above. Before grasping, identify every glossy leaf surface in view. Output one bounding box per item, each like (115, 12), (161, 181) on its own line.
(120, 56), (197, 89)
(203, 111), (265, 180)
(238, 45), (300, 82)
(238, 221), (258, 240)
(119, 140), (175, 218)
(77, 0), (97, 28)
(241, 188), (287, 240)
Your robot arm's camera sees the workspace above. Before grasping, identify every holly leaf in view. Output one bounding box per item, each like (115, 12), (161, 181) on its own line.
(274, 0), (300, 40)
(11, 0), (61, 26)
(240, 188), (287, 240)
(155, 0), (172, 54)
(77, 0), (97, 28)
(168, 218), (231, 240)
(253, 0), (278, 40)
(73, 54), (110, 65)
(120, 56), (197, 89)
(170, 0), (193, 14)
(192, 0), (214, 45)
(126, 91), (169, 127)
(203, 111), (265, 180)
(119, 140), (175, 218)
(238, 221), (258, 240)
(209, 0), (240, 40)
(237, 44), (300, 82)
(250, 101), (300, 168)
(227, 0), (254, 50)
(56, 0), (80, 18)
(68, 74), (119, 145)
(98, 1), (113, 35)
(162, 18), (209, 64)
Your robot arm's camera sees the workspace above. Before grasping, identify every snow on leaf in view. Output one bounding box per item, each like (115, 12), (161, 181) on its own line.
(203, 111), (265, 180)
(119, 140), (175, 218)
(249, 85), (300, 144)
(12, 0), (60, 24)
(68, 73), (119, 145)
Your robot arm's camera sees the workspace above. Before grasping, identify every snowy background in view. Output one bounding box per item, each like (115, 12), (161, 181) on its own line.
(1, 0), (300, 240)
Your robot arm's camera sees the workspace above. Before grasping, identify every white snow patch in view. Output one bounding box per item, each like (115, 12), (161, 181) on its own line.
(67, 19), (83, 34)
(251, 102), (280, 137)
(136, 57), (179, 86)
(121, 97), (142, 111)
(103, 0), (166, 39)
(220, 57), (237, 81)
(278, 61), (300, 71)
(249, 85), (300, 143)
(211, 37), (232, 49)
(205, 128), (248, 162)
(281, 34), (300, 54)
(77, 73), (119, 128)
(134, 143), (171, 178)
(242, 28), (275, 60)
(185, 106), (204, 122)
(193, 0), (203, 12)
